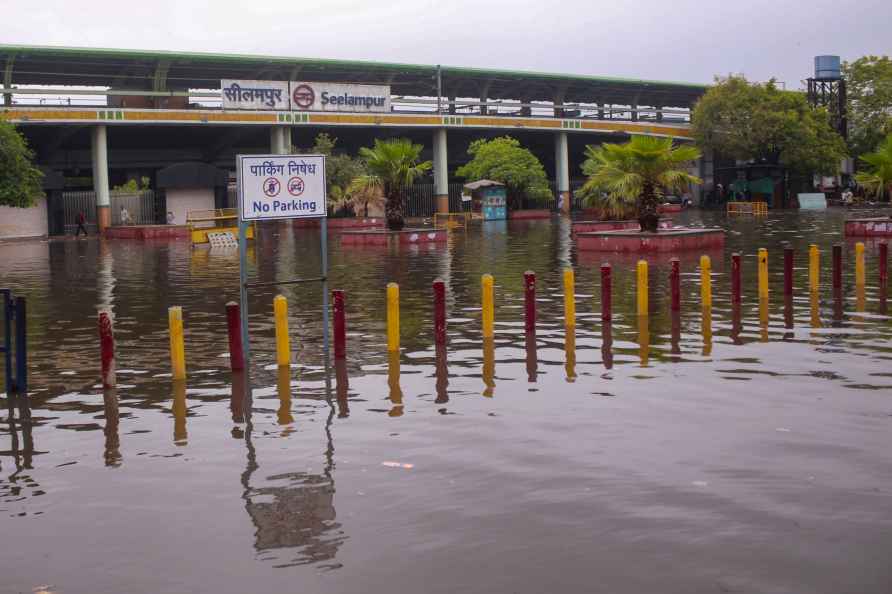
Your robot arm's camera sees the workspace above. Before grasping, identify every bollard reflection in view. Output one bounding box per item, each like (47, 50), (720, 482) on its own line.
(783, 294), (794, 333)
(564, 328), (576, 382)
(601, 321), (614, 370)
(833, 286), (843, 323)
(102, 388), (121, 467)
(387, 351), (403, 417)
(880, 279), (888, 315)
(231, 371), (247, 424)
(637, 316), (649, 367)
(731, 302), (743, 345)
(810, 290), (822, 329)
(276, 366), (294, 426)
(855, 284), (866, 313)
(435, 343), (449, 404)
(172, 380), (187, 445)
(524, 331), (538, 382)
(335, 358), (350, 417)
(8, 393), (34, 472)
(701, 307), (712, 357)
(482, 337), (495, 397)
(670, 311), (681, 355)
(759, 296), (769, 342)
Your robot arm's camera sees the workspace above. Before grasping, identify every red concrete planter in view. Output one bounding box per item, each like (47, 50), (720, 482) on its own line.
(576, 228), (725, 252)
(658, 204), (683, 214)
(844, 218), (892, 237)
(509, 209), (552, 220)
(292, 217), (385, 230)
(105, 225), (189, 239)
(572, 219), (672, 234)
(340, 228), (447, 246)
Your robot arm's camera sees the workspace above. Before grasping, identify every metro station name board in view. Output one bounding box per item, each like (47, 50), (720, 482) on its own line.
(237, 154), (327, 221)
(223, 80), (390, 113)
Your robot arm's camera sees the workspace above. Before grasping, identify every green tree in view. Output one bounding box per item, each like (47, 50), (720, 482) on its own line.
(304, 133), (367, 210)
(354, 138), (431, 230)
(692, 76), (847, 176)
(0, 120), (43, 207)
(577, 136), (701, 232)
(854, 133), (892, 201)
(455, 136), (552, 207)
(843, 56), (892, 157)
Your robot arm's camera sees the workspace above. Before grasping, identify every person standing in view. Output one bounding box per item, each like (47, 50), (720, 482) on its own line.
(75, 210), (88, 237)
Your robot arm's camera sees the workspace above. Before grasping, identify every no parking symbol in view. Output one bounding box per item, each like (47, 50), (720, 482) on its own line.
(288, 177), (305, 196)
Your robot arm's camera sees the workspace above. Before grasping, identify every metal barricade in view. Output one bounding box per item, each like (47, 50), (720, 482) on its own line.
(1, 289), (27, 396)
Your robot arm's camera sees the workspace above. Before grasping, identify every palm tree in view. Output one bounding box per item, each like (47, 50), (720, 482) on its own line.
(855, 133), (892, 202)
(578, 135), (702, 232)
(355, 138), (432, 230)
(344, 174), (385, 218)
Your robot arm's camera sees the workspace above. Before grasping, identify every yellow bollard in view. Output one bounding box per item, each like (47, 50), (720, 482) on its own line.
(702, 308), (713, 357)
(482, 336), (496, 397)
(172, 380), (187, 445)
(759, 295), (769, 343)
(855, 242), (865, 288)
(564, 328), (576, 382)
(810, 289), (821, 329)
(273, 294), (290, 366)
(386, 283), (400, 352)
(563, 268), (576, 329)
(700, 255), (712, 309)
(482, 274), (495, 338)
(168, 306), (186, 380)
(637, 260), (648, 316)
(758, 248), (769, 299)
(809, 244), (820, 292)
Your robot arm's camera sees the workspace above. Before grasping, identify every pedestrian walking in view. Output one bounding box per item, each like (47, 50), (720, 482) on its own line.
(75, 210), (88, 237)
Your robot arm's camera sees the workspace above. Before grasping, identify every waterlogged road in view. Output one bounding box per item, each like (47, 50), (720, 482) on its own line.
(1, 210), (891, 593)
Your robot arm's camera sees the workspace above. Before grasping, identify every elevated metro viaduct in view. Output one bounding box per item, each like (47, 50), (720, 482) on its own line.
(0, 45), (708, 233)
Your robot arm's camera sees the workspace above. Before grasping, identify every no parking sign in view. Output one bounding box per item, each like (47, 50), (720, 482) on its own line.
(238, 154), (327, 221)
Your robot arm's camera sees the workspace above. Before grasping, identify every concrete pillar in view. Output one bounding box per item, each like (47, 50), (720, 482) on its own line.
(555, 131), (570, 214)
(433, 128), (449, 214)
(91, 125), (111, 232)
(270, 126), (289, 154)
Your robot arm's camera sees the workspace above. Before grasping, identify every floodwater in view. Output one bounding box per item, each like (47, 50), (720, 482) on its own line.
(2, 209), (891, 594)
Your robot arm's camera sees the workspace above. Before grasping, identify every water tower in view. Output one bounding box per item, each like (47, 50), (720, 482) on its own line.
(807, 55), (847, 138)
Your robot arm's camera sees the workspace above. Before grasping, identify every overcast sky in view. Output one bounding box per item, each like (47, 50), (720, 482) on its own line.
(4, 0), (890, 88)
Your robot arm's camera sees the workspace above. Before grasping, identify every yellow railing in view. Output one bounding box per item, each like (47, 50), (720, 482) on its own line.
(433, 211), (472, 229)
(727, 201), (768, 215)
(186, 208), (253, 244)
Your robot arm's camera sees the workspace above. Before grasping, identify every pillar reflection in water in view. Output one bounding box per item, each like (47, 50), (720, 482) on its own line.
(731, 302), (743, 345)
(525, 332), (538, 382)
(103, 388), (121, 467)
(670, 311), (681, 355)
(482, 337), (495, 398)
(387, 351), (403, 417)
(231, 371), (247, 424)
(810, 290), (822, 329)
(172, 380), (187, 445)
(435, 343), (449, 404)
(783, 294), (794, 340)
(564, 329), (576, 382)
(759, 296), (769, 342)
(701, 307), (712, 357)
(637, 316), (649, 367)
(880, 279), (888, 315)
(277, 366), (294, 427)
(855, 284), (866, 313)
(833, 285), (844, 323)
(7, 394), (34, 472)
(335, 358), (350, 417)
(601, 322), (613, 370)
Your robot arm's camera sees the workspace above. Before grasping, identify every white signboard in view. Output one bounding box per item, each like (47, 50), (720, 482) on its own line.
(290, 81), (390, 113)
(222, 80), (290, 110)
(238, 154), (327, 221)
(798, 192), (827, 210)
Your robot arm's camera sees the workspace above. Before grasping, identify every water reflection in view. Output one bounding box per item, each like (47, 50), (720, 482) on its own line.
(701, 308), (712, 357)
(335, 358), (350, 417)
(731, 302), (743, 345)
(783, 294), (794, 338)
(232, 372), (248, 424)
(759, 296), (769, 342)
(564, 329), (576, 382)
(670, 311), (681, 354)
(810, 291), (822, 329)
(434, 344), (449, 404)
(276, 366), (294, 427)
(525, 332), (538, 382)
(387, 352), (403, 417)
(102, 388), (121, 467)
(601, 322), (613, 370)
(482, 337), (495, 397)
(638, 316), (649, 367)
(172, 380), (187, 445)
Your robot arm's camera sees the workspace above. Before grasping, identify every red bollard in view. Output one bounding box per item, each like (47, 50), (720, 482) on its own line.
(601, 263), (612, 322)
(98, 311), (116, 388)
(832, 244), (842, 290)
(333, 290), (347, 358)
(880, 242), (888, 286)
(225, 301), (245, 371)
(783, 246), (794, 296)
(433, 279), (446, 345)
(523, 271), (536, 333)
(731, 253), (741, 304)
(670, 258), (680, 311)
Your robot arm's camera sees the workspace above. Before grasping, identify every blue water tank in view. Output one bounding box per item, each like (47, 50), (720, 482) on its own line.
(814, 55), (841, 80)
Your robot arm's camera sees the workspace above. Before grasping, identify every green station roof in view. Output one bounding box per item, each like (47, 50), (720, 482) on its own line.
(0, 44), (707, 107)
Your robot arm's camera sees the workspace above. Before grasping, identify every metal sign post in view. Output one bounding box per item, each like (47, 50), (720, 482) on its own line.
(236, 154), (328, 373)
